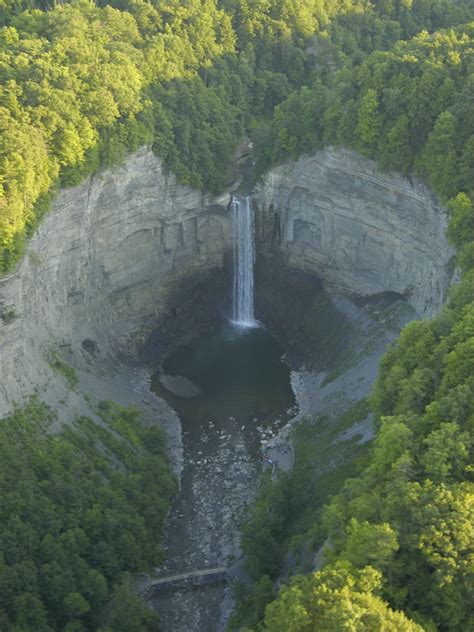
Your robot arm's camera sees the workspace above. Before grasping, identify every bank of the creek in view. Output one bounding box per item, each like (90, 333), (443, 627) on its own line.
(137, 272), (415, 632)
(147, 323), (297, 631)
(0, 142), (453, 632)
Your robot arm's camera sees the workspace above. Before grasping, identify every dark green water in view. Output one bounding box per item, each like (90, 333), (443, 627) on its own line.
(151, 323), (296, 459)
(149, 323), (296, 630)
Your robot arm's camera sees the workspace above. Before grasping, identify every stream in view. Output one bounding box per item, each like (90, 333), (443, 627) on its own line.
(148, 322), (297, 631)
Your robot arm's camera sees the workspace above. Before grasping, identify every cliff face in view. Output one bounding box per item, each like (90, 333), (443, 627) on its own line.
(255, 147), (452, 317)
(0, 146), (453, 415)
(0, 148), (232, 415)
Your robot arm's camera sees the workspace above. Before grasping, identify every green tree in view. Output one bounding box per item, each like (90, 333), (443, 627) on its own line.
(337, 519), (399, 570)
(261, 563), (423, 631)
(378, 115), (412, 173)
(104, 576), (160, 632)
(447, 193), (474, 249)
(417, 110), (459, 198)
(355, 89), (382, 156)
(459, 134), (474, 193)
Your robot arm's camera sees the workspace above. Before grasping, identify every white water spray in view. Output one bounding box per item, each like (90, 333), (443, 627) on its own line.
(231, 195), (257, 328)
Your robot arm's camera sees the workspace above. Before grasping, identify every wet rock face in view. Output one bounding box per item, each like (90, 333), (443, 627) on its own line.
(255, 147), (453, 317)
(0, 148), (232, 415)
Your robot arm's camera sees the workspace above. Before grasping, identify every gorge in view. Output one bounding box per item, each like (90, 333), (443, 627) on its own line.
(0, 146), (451, 420)
(0, 145), (453, 630)
(1, 1), (473, 630)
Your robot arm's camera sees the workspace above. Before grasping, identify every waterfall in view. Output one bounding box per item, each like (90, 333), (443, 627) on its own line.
(231, 195), (257, 328)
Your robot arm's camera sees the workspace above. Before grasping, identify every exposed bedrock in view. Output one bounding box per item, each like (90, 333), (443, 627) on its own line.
(254, 147), (453, 317)
(0, 148), (232, 416)
(0, 146), (453, 416)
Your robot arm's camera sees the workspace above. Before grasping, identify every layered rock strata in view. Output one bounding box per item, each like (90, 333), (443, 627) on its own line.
(0, 146), (453, 415)
(0, 148), (232, 415)
(255, 147), (452, 317)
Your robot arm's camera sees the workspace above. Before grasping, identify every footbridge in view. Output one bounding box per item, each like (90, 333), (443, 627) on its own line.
(148, 566), (228, 592)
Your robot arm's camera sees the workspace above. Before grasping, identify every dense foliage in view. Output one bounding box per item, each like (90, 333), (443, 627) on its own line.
(235, 5), (474, 632)
(261, 563), (424, 631)
(0, 0), (237, 270)
(0, 0), (369, 270)
(5, 0), (471, 270)
(255, 273), (474, 627)
(0, 400), (176, 631)
(2, 0), (474, 630)
(229, 402), (372, 631)
(255, 21), (474, 203)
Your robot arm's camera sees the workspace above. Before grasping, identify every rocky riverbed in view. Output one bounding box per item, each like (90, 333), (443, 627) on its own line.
(149, 420), (257, 631)
(144, 324), (296, 631)
(143, 292), (415, 631)
(146, 413), (298, 632)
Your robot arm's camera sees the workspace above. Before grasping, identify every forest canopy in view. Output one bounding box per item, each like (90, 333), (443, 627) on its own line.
(2, 0), (473, 271)
(0, 400), (177, 631)
(0, 0), (372, 270)
(1, 0), (474, 631)
(0, 0), (235, 269)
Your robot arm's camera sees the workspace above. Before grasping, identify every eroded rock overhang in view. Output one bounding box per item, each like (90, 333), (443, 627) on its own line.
(0, 146), (453, 415)
(254, 147), (453, 317)
(0, 148), (232, 415)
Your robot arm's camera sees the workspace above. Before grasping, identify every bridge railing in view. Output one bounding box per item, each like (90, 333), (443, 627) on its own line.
(149, 566), (228, 589)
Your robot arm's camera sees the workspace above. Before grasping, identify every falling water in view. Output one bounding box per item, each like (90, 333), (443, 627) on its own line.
(231, 195), (257, 328)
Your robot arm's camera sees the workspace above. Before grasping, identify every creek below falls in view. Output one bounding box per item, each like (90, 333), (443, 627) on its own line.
(147, 321), (297, 631)
(137, 263), (414, 632)
(135, 179), (416, 630)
